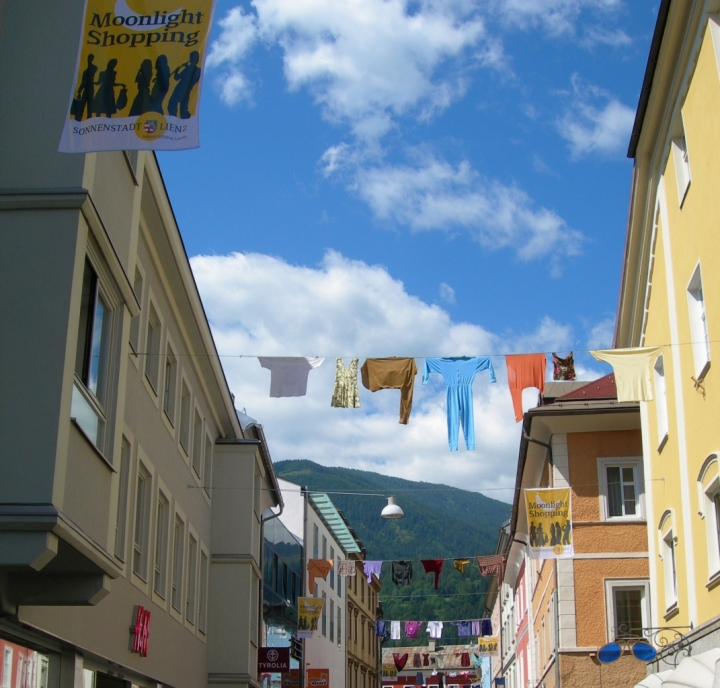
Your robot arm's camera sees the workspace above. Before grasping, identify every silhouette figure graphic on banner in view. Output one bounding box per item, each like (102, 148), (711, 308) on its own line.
(74, 54), (97, 120)
(130, 59), (153, 116)
(92, 59), (125, 117)
(149, 55), (171, 114)
(168, 51), (201, 119)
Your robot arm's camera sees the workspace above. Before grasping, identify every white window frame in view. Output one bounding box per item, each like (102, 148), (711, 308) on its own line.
(143, 297), (162, 396)
(163, 343), (178, 427)
(598, 457), (645, 521)
(3, 646), (13, 688)
(698, 455), (720, 580)
(671, 133), (691, 206)
(654, 355), (669, 448)
(198, 545), (209, 636)
(132, 457), (153, 584)
(171, 508), (186, 617)
(604, 579), (650, 642)
(71, 252), (121, 456)
(659, 519), (679, 612)
(186, 530), (199, 627)
(191, 407), (204, 481)
(153, 485), (171, 601)
(687, 263), (711, 379)
(178, 378), (191, 457)
(114, 435), (132, 561)
(203, 432), (214, 499)
(129, 263), (144, 357)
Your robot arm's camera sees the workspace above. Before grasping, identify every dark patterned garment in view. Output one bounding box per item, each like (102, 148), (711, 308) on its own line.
(391, 560), (413, 586)
(552, 352), (576, 380)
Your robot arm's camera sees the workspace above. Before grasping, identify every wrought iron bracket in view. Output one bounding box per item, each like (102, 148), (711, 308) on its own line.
(612, 624), (694, 667)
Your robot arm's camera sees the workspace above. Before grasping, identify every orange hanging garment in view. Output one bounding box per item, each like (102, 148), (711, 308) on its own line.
(506, 354), (546, 422)
(307, 559), (333, 594)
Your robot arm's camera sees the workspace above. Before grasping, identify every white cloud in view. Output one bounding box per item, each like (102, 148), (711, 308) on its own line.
(206, 6), (259, 104)
(210, 0), (491, 140)
(556, 74), (635, 158)
(439, 283), (456, 304)
(587, 316), (615, 350)
(190, 250), (582, 499)
(492, 0), (622, 38)
(350, 154), (583, 262)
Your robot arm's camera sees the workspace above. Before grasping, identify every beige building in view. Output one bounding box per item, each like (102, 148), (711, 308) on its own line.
(0, 2), (282, 687)
(346, 555), (380, 688)
(492, 378), (647, 688)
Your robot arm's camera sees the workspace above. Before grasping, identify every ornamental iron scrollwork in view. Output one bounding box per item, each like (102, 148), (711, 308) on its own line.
(612, 624), (694, 668)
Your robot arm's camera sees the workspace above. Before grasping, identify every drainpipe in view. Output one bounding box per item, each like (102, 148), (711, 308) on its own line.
(553, 586), (560, 688)
(522, 432), (553, 475)
(302, 486), (309, 688)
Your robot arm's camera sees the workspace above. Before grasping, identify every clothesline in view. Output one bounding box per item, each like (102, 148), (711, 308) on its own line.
(130, 338), (720, 357)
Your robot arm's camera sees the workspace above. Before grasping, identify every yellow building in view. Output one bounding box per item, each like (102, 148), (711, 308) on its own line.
(616, 0), (720, 674)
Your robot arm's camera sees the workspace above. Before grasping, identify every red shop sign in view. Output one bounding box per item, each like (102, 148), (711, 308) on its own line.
(130, 605), (151, 657)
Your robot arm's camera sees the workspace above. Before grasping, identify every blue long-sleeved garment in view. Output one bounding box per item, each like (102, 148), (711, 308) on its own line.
(423, 357), (496, 451)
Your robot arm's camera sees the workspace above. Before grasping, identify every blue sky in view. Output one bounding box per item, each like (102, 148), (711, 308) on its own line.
(157, 0), (660, 499)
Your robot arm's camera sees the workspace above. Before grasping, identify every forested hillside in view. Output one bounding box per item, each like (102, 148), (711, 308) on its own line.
(274, 460), (511, 645)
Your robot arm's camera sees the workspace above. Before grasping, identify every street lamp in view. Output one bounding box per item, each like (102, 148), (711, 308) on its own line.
(381, 496), (404, 519)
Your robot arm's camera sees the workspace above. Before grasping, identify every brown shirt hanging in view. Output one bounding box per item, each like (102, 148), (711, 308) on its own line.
(361, 357), (417, 424)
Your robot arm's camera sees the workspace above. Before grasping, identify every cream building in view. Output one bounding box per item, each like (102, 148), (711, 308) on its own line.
(0, 2), (282, 687)
(346, 553), (380, 688)
(615, 0), (720, 675)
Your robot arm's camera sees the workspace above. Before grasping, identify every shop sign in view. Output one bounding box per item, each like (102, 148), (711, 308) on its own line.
(307, 668), (329, 688)
(259, 647), (291, 672)
(130, 605), (151, 656)
(282, 669), (300, 688)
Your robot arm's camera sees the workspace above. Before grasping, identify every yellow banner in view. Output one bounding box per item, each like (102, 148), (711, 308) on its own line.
(477, 637), (499, 657)
(297, 597), (325, 639)
(59, 0), (215, 152)
(525, 487), (574, 559)
(382, 667), (397, 679)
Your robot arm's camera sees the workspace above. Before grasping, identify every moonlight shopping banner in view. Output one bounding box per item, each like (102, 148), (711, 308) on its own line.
(525, 487), (574, 559)
(59, 0), (215, 152)
(297, 598), (325, 639)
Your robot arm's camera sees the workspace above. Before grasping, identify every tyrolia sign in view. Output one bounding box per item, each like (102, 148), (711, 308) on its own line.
(258, 647), (291, 672)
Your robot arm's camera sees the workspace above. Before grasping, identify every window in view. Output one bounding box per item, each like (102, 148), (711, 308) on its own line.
(662, 531), (678, 610)
(337, 557), (342, 597)
(671, 134), (691, 204)
(199, 550), (208, 634)
(163, 345), (177, 423)
(322, 535), (327, 560)
(313, 525), (319, 560)
(144, 304), (161, 392)
(132, 461), (152, 580)
(322, 592), (327, 636)
(203, 435), (213, 496)
(114, 437), (131, 560)
(251, 573), (260, 646)
(687, 265), (711, 378)
(129, 267), (143, 352)
(599, 458), (643, 520)
(192, 410), (204, 478)
(72, 259), (112, 447)
(153, 490), (170, 597)
(187, 535), (198, 624)
(605, 580), (650, 641)
(178, 382), (190, 453)
(3, 647), (12, 688)
(330, 547), (335, 589)
(654, 356), (669, 446)
(361, 619), (365, 649)
(330, 599), (335, 642)
(337, 607), (342, 647)
(172, 515), (185, 611)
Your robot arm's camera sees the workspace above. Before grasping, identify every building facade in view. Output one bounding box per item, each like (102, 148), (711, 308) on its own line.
(615, 0), (720, 674)
(346, 556), (381, 688)
(0, 2), (282, 686)
(492, 378), (648, 688)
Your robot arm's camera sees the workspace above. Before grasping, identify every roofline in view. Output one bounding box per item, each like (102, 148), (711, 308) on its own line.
(627, 0), (672, 158)
(508, 404), (640, 536)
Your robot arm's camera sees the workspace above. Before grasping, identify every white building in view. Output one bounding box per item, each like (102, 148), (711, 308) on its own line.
(277, 480), (361, 688)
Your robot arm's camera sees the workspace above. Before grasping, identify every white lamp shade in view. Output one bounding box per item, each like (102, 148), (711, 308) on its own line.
(381, 496), (404, 519)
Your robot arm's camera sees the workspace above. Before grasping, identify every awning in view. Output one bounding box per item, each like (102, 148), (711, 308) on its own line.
(658, 649), (720, 688)
(634, 670), (673, 688)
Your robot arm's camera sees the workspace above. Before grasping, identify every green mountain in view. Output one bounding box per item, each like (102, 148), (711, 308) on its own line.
(273, 460), (511, 645)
